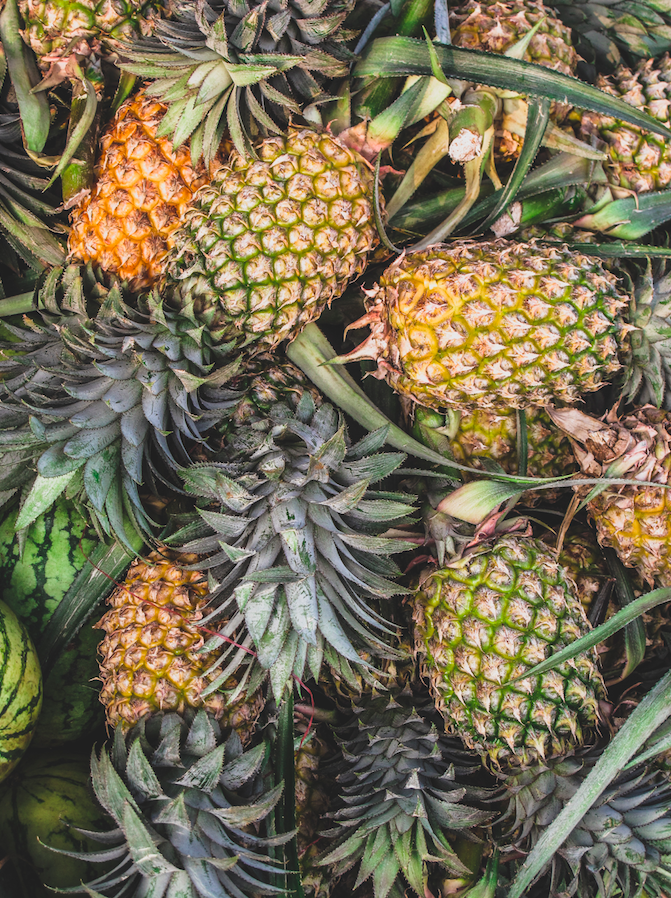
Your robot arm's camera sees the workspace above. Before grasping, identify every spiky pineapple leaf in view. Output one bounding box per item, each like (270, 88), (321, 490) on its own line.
(355, 39), (671, 139)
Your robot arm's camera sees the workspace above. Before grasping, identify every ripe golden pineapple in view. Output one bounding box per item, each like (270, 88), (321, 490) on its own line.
(165, 127), (379, 352)
(413, 534), (605, 768)
(96, 550), (263, 741)
(579, 54), (671, 195)
(343, 239), (626, 412)
(67, 91), (217, 291)
(550, 405), (671, 588)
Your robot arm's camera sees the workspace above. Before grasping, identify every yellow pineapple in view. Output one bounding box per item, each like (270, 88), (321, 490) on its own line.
(67, 91), (218, 291)
(96, 550), (263, 742)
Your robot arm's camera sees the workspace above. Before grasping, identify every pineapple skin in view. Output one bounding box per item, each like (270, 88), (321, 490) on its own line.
(450, 0), (578, 158)
(68, 91), (215, 291)
(354, 240), (626, 412)
(19, 0), (153, 66)
(579, 54), (671, 194)
(96, 551), (263, 740)
(166, 128), (379, 352)
(413, 535), (605, 768)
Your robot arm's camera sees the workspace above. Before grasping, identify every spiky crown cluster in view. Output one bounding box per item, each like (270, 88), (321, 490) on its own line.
(49, 710), (286, 896)
(414, 535), (605, 768)
(502, 749), (671, 897)
(119, 0), (357, 160)
(345, 240), (626, 412)
(319, 670), (493, 898)
(0, 266), (231, 545)
(165, 127), (378, 353)
(171, 394), (415, 700)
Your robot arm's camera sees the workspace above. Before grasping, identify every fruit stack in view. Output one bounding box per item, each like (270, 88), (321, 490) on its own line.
(3, 0), (671, 895)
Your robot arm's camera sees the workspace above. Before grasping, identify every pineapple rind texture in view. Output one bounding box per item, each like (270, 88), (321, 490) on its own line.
(19, 0), (153, 64)
(554, 406), (671, 587)
(68, 92), (213, 292)
(502, 750), (671, 896)
(358, 240), (626, 412)
(450, 0), (577, 73)
(580, 54), (671, 194)
(166, 128), (379, 351)
(414, 536), (605, 768)
(96, 550), (264, 737)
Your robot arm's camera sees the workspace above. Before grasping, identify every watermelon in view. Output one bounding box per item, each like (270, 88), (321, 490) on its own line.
(0, 750), (112, 896)
(0, 600), (42, 784)
(0, 499), (103, 747)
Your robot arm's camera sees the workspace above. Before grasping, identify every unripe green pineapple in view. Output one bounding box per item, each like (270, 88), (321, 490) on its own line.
(413, 534), (605, 768)
(343, 240), (626, 412)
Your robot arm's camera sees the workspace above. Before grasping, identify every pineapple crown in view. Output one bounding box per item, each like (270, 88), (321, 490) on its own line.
(118, 0), (357, 160)
(318, 676), (494, 898)
(501, 748), (671, 897)
(0, 93), (66, 270)
(46, 709), (288, 896)
(169, 393), (417, 700)
(0, 265), (235, 547)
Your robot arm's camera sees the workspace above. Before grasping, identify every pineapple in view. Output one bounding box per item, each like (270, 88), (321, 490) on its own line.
(0, 266), (233, 545)
(50, 710), (286, 897)
(579, 54), (671, 195)
(544, 527), (610, 612)
(501, 747), (671, 896)
(411, 405), (578, 485)
(294, 725), (335, 898)
(165, 127), (379, 353)
(342, 239), (627, 412)
(171, 392), (416, 700)
(318, 657), (494, 898)
(450, 0), (578, 158)
(96, 550), (264, 741)
(549, 405), (671, 588)
(67, 91), (217, 292)
(413, 533), (605, 768)
(66, 0), (366, 291)
(18, 0), (156, 71)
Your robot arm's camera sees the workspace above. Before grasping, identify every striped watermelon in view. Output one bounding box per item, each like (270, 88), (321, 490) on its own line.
(0, 499), (103, 747)
(0, 600), (42, 784)
(0, 750), (112, 894)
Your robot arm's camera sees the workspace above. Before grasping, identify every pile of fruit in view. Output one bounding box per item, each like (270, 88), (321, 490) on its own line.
(4, 0), (671, 894)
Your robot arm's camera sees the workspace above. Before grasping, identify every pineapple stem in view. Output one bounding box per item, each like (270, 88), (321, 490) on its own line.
(0, 292), (38, 317)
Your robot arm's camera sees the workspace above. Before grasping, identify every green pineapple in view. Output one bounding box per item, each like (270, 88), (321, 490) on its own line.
(413, 533), (605, 768)
(579, 54), (671, 195)
(165, 128), (379, 354)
